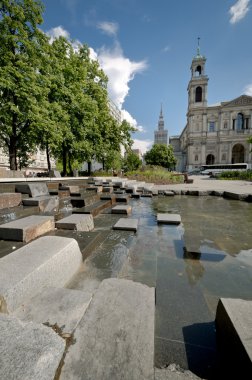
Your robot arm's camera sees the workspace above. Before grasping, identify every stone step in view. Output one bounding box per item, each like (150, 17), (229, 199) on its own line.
(59, 185), (80, 194)
(0, 193), (22, 209)
(13, 287), (93, 336)
(15, 182), (49, 197)
(0, 314), (65, 380)
(0, 236), (82, 313)
(215, 298), (252, 376)
(60, 278), (155, 380)
(56, 214), (94, 231)
(113, 218), (138, 232)
(22, 195), (59, 212)
(157, 213), (181, 225)
(100, 194), (116, 204)
(70, 193), (100, 208)
(0, 215), (55, 242)
(115, 194), (130, 203)
(112, 205), (132, 215)
(72, 200), (112, 217)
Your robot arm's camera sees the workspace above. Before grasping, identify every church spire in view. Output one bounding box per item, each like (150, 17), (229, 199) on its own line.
(158, 104), (164, 131)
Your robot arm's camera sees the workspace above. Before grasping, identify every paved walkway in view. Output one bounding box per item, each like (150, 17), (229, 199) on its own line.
(153, 175), (252, 195)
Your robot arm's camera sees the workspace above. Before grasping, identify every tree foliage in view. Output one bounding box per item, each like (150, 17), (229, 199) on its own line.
(144, 144), (176, 169)
(123, 150), (142, 172)
(0, 0), (135, 173)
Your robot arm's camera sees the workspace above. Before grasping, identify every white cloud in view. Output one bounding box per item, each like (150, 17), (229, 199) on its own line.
(47, 25), (70, 41)
(96, 42), (147, 108)
(244, 83), (252, 95)
(121, 110), (145, 132)
(97, 21), (119, 37)
(162, 45), (171, 53)
(229, 0), (250, 24)
(132, 139), (152, 155)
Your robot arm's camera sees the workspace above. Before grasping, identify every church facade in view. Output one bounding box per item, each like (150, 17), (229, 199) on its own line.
(170, 47), (252, 172)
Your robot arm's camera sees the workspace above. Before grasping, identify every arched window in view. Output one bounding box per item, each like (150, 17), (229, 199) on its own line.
(232, 144), (245, 163)
(195, 86), (202, 102)
(236, 113), (244, 130)
(223, 121), (228, 129)
(195, 65), (202, 76)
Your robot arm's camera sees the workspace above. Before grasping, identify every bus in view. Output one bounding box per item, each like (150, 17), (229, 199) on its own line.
(200, 163), (251, 175)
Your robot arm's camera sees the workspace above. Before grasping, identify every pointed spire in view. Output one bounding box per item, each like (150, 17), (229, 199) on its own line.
(160, 103), (163, 117)
(197, 37), (200, 56)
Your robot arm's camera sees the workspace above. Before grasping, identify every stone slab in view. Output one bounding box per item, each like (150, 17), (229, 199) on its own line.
(113, 218), (138, 232)
(0, 215), (55, 242)
(157, 213), (181, 225)
(115, 194), (130, 203)
(60, 278), (155, 380)
(215, 298), (252, 373)
(59, 185), (80, 194)
(0, 192), (22, 209)
(164, 190), (175, 196)
(0, 314), (65, 380)
(13, 287), (92, 335)
(22, 195), (59, 212)
(155, 365), (202, 380)
(102, 186), (113, 193)
(112, 205), (132, 215)
(0, 236), (82, 313)
(15, 182), (49, 197)
(56, 214), (94, 231)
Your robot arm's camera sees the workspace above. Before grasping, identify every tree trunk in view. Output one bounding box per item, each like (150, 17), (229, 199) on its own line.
(46, 143), (51, 171)
(88, 161), (92, 175)
(68, 155), (72, 175)
(62, 146), (67, 177)
(9, 137), (17, 170)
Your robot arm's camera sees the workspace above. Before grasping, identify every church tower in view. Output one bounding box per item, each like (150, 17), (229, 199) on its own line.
(187, 38), (208, 110)
(154, 105), (168, 145)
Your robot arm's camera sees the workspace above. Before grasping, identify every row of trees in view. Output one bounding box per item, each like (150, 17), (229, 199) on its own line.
(0, 0), (134, 175)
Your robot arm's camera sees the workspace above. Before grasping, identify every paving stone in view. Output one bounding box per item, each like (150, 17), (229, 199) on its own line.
(0, 314), (65, 380)
(112, 205), (132, 215)
(0, 236), (82, 313)
(215, 298), (252, 374)
(0, 193), (22, 209)
(157, 213), (181, 225)
(15, 182), (49, 197)
(0, 215), (55, 242)
(60, 278), (155, 380)
(13, 287), (92, 335)
(56, 214), (94, 231)
(22, 195), (59, 212)
(113, 218), (138, 232)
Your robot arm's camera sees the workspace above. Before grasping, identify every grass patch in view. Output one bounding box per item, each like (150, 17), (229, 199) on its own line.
(217, 170), (252, 181)
(125, 166), (184, 184)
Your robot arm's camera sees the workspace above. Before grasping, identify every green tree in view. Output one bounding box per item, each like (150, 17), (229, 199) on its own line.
(144, 144), (176, 169)
(123, 150), (142, 172)
(0, 0), (50, 170)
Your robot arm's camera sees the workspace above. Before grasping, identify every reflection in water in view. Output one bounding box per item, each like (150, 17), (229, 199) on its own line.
(183, 249), (205, 286)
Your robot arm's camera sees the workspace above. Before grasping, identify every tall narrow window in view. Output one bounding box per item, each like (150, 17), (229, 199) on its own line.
(208, 122), (215, 132)
(195, 154), (198, 161)
(236, 113), (244, 130)
(195, 86), (202, 102)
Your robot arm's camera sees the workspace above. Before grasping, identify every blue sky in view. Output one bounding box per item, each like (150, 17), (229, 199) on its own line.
(41, 0), (252, 153)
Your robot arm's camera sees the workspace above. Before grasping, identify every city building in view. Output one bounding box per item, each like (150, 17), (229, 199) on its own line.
(154, 106), (168, 146)
(170, 44), (252, 172)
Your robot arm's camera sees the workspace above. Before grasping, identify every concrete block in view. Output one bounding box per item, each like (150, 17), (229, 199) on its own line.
(164, 191), (175, 196)
(113, 218), (138, 232)
(112, 205), (132, 215)
(56, 214), (94, 231)
(102, 186), (113, 193)
(15, 182), (49, 197)
(155, 365), (202, 379)
(0, 193), (22, 209)
(59, 185), (80, 194)
(115, 194), (130, 203)
(0, 215), (55, 242)
(14, 287), (92, 335)
(0, 236), (82, 313)
(22, 195), (59, 212)
(157, 213), (181, 225)
(215, 298), (252, 374)
(0, 314), (65, 380)
(60, 278), (155, 380)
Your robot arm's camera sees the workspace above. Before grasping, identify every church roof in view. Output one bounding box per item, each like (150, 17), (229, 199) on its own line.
(222, 95), (252, 108)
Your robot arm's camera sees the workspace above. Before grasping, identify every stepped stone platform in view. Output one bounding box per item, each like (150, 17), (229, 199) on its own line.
(215, 298), (252, 375)
(100, 193), (116, 203)
(56, 214), (94, 231)
(113, 218), (138, 232)
(13, 287), (92, 335)
(0, 314), (65, 380)
(0, 193), (22, 209)
(15, 182), (49, 197)
(72, 199), (111, 217)
(59, 184), (80, 194)
(115, 194), (130, 203)
(0, 215), (54, 242)
(22, 195), (59, 212)
(60, 278), (155, 380)
(112, 205), (132, 215)
(157, 213), (181, 225)
(0, 236), (82, 313)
